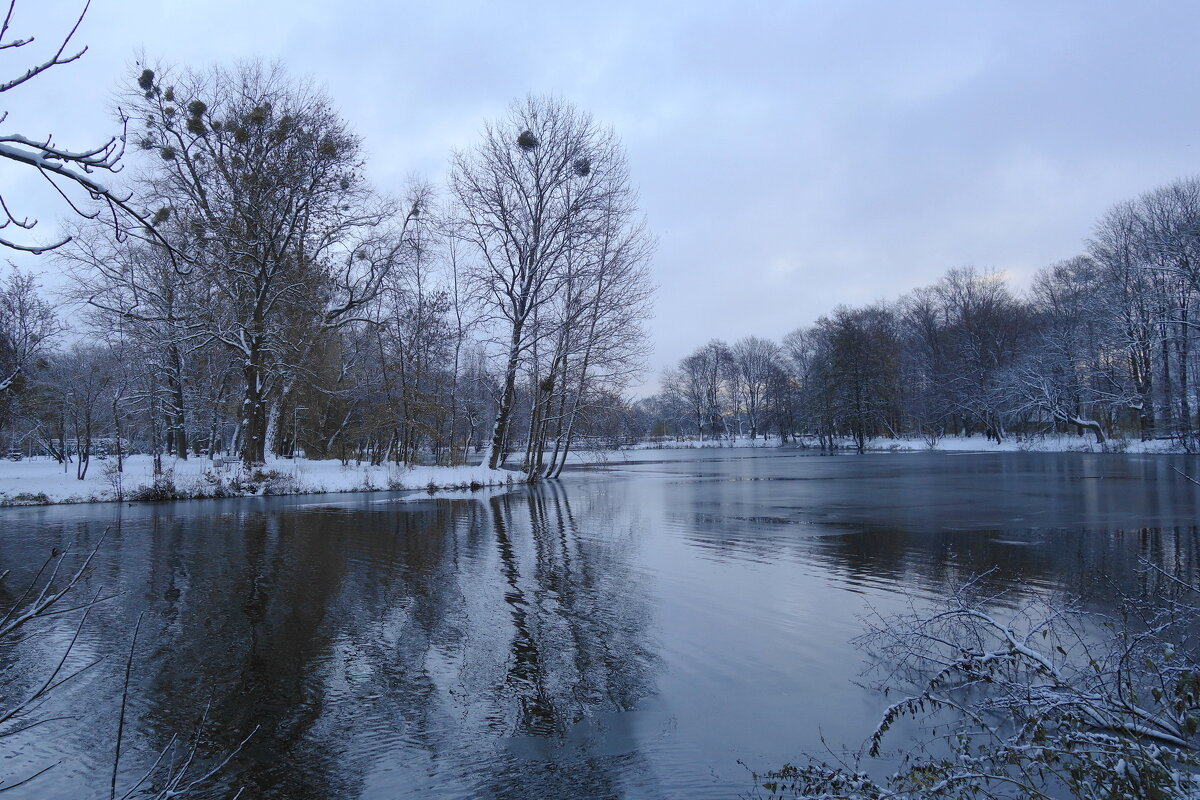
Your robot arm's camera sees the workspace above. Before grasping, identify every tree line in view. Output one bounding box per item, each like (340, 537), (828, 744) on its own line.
(0, 55), (653, 481)
(648, 175), (1200, 452)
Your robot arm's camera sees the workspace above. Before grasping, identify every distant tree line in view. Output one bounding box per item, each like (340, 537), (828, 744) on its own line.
(645, 175), (1200, 452)
(0, 58), (653, 481)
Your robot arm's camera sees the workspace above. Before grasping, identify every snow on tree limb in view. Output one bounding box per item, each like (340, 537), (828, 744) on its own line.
(0, 0), (163, 254)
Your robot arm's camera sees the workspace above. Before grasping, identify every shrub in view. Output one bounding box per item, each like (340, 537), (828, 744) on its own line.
(129, 471), (179, 502)
(2, 492), (50, 506)
(228, 467), (298, 496)
(752, 577), (1200, 799)
(260, 470), (299, 496)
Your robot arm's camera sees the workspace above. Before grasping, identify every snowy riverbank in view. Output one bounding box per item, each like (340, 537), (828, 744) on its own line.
(2, 435), (1186, 507)
(852, 434), (1183, 454)
(629, 434), (1186, 454)
(0, 455), (516, 507)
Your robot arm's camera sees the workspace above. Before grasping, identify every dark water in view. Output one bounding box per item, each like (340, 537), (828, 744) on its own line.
(0, 450), (1198, 799)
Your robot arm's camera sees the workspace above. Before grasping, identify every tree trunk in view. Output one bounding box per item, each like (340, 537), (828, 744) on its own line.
(111, 394), (124, 474)
(487, 324), (524, 471)
(240, 360), (268, 466)
(168, 345), (188, 459)
(264, 398), (282, 459)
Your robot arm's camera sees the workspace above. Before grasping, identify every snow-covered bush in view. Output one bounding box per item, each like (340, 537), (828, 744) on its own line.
(103, 460), (124, 500)
(129, 470), (178, 502)
(1104, 436), (1131, 455)
(227, 467), (298, 496)
(0, 491), (50, 506)
(753, 575), (1200, 799)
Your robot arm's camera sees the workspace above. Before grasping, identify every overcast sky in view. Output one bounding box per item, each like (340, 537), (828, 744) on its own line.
(7, 1), (1200, 393)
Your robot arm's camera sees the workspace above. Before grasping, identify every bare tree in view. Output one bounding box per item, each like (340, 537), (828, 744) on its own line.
(934, 268), (1028, 443)
(661, 363), (706, 440)
(814, 305), (902, 452)
(1011, 257), (1115, 444)
(783, 327), (836, 450)
(0, 1), (158, 253)
(730, 336), (783, 440)
(451, 95), (639, 471)
(1134, 178), (1200, 447)
(59, 227), (200, 459)
(124, 61), (416, 465)
(536, 198), (654, 478)
(666, 341), (735, 441)
(0, 267), (55, 395)
(1089, 201), (1159, 438)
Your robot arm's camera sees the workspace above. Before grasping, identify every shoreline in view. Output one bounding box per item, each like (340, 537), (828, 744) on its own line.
(2, 436), (1192, 508)
(624, 433), (1188, 455)
(0, 455), (518, 508)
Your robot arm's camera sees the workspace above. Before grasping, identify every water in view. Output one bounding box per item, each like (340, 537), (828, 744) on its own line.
(0, 449), (1197, 799)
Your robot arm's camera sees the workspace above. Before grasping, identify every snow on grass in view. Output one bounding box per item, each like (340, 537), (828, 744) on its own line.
(0, 455), (516, 507)
(852, 434), (1184, 454)
(1, 434), (1185, 507)
(626, 434), (1187, 454)
(625, 436), (779, 450)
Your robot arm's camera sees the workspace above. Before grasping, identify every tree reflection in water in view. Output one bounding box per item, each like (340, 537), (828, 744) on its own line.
(0, 484), (659, 799)
(0, 450), (1197, 799)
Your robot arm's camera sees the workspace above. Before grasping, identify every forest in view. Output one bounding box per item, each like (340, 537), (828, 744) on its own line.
(650, 176), (1200, 453)
(0, 59), (654, 483)
(5, 12), (1200, 493)
(1, 6), (1198, 800)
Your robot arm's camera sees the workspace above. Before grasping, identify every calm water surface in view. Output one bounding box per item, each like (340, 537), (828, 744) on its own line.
(1, 449), (1198, 799)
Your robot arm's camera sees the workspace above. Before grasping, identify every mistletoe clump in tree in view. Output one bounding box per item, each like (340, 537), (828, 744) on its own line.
(124, 61), (414, 465)
(450, 96), (653, 476)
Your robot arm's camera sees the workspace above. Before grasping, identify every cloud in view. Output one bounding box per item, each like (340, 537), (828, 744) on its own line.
(10, 0), (1200, 396)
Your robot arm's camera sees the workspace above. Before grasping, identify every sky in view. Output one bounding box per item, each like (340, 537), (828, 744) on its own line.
(6, 0), (1200, 394)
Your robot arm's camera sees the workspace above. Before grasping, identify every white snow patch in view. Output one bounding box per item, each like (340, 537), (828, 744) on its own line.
(621, 434), (1187, 455)
(0, 455), (516, 506)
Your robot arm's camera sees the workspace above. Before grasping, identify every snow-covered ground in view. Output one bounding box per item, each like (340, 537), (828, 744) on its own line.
(1, 434), (1186, 507)
(629, 434), (1186, 454)
(626, 436), (778, 450)
(0, 455), (516, 506)
(853, 434), (1183, 454)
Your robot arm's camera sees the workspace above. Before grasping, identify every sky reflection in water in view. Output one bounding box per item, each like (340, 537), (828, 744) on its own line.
(0, 449), (1197, 799)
